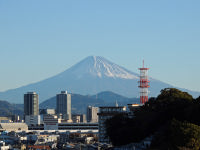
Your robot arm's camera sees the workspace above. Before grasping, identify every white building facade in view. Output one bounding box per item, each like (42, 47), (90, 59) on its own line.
(87, 106), (99, 123)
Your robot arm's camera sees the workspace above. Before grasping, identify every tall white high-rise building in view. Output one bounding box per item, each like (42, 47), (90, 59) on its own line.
(87, 106), (99, 123)
(56, 91), (71, 120)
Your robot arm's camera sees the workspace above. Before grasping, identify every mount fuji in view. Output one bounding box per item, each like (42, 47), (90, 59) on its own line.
(0, 56), (199, 103)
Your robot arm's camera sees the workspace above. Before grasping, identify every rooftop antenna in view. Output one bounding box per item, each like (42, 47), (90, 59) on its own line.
(143, 59), (144, 68)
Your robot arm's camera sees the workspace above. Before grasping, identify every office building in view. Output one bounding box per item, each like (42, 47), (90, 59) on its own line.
(43, 114), (62, 130)
(24, 92), (39, 116)
(72, 114), (87, 123)
(87, 106), (99, 123)
(81, 114), (87, 123)
(98, 106), (127, 143)
(40, 109), (56, 115)
(25, 115), (41, 125)
(56, 91), (71, 121)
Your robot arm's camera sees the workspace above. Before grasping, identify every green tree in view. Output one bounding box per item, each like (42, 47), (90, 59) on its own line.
(105, 88), (199, 147)
(157, 88), (193, 101)
(105, 114), (136, 146)
(170, 119), (200, 150)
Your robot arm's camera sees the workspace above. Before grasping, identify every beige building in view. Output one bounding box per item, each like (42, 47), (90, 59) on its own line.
(0, 123), (28, 132)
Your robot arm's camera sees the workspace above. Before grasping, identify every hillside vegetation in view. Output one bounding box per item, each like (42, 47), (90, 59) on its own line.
(0, 100), (23, 117)
(106, 88), (200, 149)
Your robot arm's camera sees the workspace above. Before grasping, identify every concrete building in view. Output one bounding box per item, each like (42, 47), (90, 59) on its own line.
(72, 114), (81, 123)
(58, 123), (98, 132)
(43, 114), (61, 130)
(72, 114), (86, 123)
(24, 92), (39, 116)
(0, 141), (11, 150)
(98, 106), (127, 143)
(81, 114), (87, 123)
(25, 115), (41, 125)
(24, 92), (40, 125)
(35, 134), (59, 145)
(0, 123), (28, 132)
(56, 91), (71, 121)
(28, 122), (98, 133)
(87, 106), (99, 123)
(0, 117), (12, 123)
(40, 109), (55, 115)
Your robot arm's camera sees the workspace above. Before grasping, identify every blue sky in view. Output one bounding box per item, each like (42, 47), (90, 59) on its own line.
(0, 0), (200, 92)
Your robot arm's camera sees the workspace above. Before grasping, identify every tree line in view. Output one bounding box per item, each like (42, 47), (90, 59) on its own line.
(105, 88), (200, 150)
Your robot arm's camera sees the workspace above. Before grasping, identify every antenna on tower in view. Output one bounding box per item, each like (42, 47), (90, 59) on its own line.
(143, 59), (144, 68)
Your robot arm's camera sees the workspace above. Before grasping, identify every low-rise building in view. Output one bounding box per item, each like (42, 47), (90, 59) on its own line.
(40, 109), (56, 115)
(0, 123), (28, 132)
(58, 123), (98, 132)
(0, 141), (11, 150)
(25, 115), (41, 125)
(0, 117), (12, 123)
(72, 114), (87, 123)
(35, 134), (59, 144)
(98, 106), (127, 143)
(43, 114), (61, 130)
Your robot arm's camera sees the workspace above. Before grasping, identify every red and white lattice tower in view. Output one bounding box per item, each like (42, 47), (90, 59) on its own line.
(138, 60), (150, 104)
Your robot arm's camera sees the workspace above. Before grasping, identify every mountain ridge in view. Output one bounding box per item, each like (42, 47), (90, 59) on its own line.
(0, 91), (138, 116)
(40, 91), (139, 114)
(0, 56), (199, 103)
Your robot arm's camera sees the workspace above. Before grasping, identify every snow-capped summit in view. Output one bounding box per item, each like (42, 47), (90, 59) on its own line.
(66, 56), (139, 79)
(0, 56), (199, 103)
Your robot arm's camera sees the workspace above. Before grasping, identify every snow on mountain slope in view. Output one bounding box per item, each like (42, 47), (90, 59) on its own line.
(0, 56), (199, 103)
(64, 56), (139, 79)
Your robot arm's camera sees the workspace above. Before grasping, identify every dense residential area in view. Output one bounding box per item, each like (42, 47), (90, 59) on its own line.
(0, 56), (198, 150)
(0, 88), (199, 149)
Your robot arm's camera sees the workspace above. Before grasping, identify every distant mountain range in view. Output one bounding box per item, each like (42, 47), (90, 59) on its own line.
(40, 91), (139, 114)
(0, 100), (23, 117)
(0, 91), (138, 116)
(0, 56), (199, 104)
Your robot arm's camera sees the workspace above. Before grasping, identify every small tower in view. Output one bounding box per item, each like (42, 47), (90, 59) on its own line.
(115, 100), (119, 107)
(138, 60), (150, 104)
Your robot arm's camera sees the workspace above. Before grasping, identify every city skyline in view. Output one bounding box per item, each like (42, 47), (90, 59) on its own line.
(0, 0), (200, 92)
